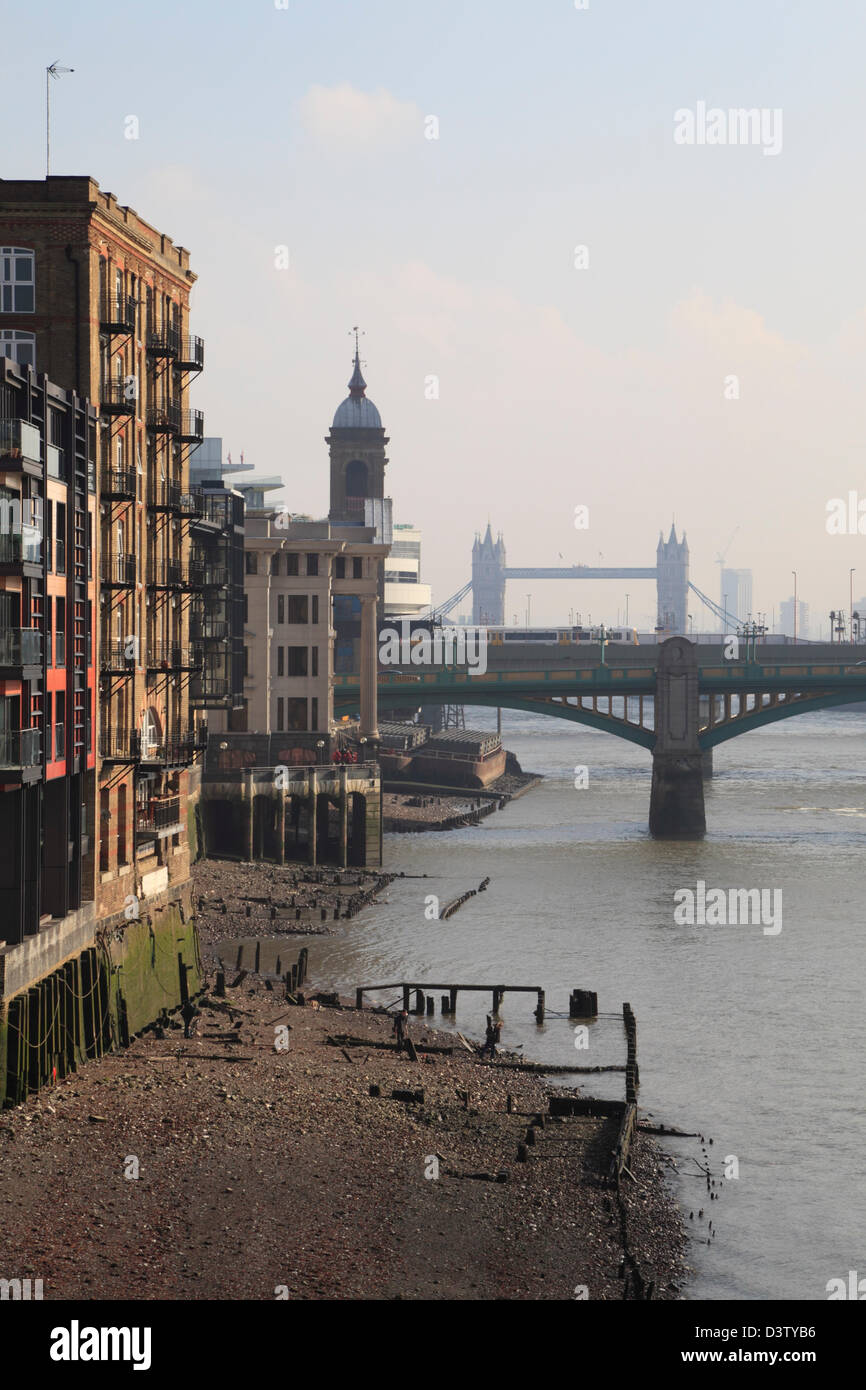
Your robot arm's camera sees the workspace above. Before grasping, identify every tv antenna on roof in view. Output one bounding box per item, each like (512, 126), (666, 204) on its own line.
(46, 62), (74, 177)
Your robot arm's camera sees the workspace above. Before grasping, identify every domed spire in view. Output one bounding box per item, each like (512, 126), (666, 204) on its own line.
(331, 327), (383, 429)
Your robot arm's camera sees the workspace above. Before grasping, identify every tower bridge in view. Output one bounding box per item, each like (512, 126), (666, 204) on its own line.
(430, 523), (692, 632)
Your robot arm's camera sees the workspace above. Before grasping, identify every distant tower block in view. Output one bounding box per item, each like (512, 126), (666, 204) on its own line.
(656, 525), (689, 635)
(472, 524), (506, 625)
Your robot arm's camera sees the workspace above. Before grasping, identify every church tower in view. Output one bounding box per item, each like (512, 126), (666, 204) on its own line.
(472, 524), (507, 625)
(327, 333), (389, 524)
(656, 524), (689, 635)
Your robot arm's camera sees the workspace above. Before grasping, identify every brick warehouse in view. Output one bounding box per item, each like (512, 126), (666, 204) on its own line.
(0, 179), (205, 1103)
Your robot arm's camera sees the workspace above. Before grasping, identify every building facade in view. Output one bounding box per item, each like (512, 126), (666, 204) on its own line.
(0, 357), (97, 944)
(0, 176), (205, 920)
(383, 523), (432, 620)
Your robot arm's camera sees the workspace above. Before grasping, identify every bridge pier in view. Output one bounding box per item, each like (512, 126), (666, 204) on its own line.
(701, 746), (713, 780)
(649, 638), (706, 839)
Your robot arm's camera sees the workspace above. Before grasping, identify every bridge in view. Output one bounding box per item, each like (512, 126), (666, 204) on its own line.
(334, 639), (866, 838)
(430, 524), (744, 634)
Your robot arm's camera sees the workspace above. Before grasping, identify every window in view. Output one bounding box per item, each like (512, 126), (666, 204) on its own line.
(245, 552), (257, 575)
(335, 556), (346, 579)
(312, 646), (319, 678)
(353, 558), (363, 579)
(0, 330), (36, 367)
(277, 594), (284, 624)
(306, 553), (318, 576)
(46, 692), (53, 759)
(117, 785), (128, 866)
(99, 788), (110, 872)
(286, 698), (307, 731)
(311, 594), (319, 624)
(243, 646), (249, 676)
(270, 553), (280, 574)
(277, 646), (284, 676)
(288, 595), (308, 624)
(288, 646), (307, 676)
(276, 697), (284, 732)
(0, 249), (35, 313)
(311, 697), (318, 732)
(286, 553), (299, 576)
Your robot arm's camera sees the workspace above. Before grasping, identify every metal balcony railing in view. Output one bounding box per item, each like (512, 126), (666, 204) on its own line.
(146, 644), (201, 671)
(100, 381), (137, 415)
(0, 531), (41, 565)
(0, 418), (41, 467)
(101, 554), (136, 587)
(136, 795), (182, 834)
(175, 336), (204, 372)
(100, 641), (136, 672)
(99, 295), (136, 334)
(188, 562), (228, 588)
(191, 674), (230, 701)
(190, 617), (229, 641)
(146, 326), (179, 358)
(101, 467), (137, 500)
(98, 730), (140, 762)
(178, 409), (204, 443)
(0, 628), (42, 667)
(0, 727), (42, 770)
(146, 402), (180, 433)
(146, 560), (188, 589)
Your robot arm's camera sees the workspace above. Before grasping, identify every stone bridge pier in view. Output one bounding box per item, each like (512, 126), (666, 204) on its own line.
(649, 638), (706, 838)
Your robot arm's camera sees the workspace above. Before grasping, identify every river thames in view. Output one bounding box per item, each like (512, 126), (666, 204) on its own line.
(313, 706), (866, 1301)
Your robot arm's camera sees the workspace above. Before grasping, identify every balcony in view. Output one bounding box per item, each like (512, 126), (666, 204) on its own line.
(188, 561), (228, 589)
(191, 674), (230, 703)
(148, 479), (182, 512)
(0, 727), (42, 778)
(100, 641), (137, 674)
(139, 728), (201, 767)
(135, 795), (182, 840)
(146, 326), (179, 359)
(146, 402), (180, 434)
(100, 295), (136, 335)
(147, 560), (189, 590)
(0, 419), (41, 475)
(190, 617), (228, 641)
(0, 628), (42, 670)
(101, 554), (137, 588)
(146, 644), (201, 672)
(175, 336), (204, 373)
(101, 381), (137, 416)
(55, 630), (66, 666)
(178, 409), (204, 444)
(0, 530), (41, 567)
(98, 730), (140, 763)
(101, 467), (137, 501)
(46, 444), (64, 480)
(53, 723), (65, 762)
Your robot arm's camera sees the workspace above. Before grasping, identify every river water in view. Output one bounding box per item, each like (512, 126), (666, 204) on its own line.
(312, 708), (866, 1301)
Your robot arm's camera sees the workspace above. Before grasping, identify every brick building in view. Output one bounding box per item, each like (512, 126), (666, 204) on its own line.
(0, 177), (205, 920)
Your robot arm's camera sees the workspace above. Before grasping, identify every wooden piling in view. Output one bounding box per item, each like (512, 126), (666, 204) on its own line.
(534, 989), (545, 1024)
(215, 971), (226, 998)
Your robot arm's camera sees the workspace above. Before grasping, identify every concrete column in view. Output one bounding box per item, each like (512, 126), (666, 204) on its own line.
(649, 638), (706, 838)
(243, 768), (254, 861)
(277, 787), (286, 864)
(339, 766), (348, 868)
(359, 595), (379, 740)
(308, 774), (317, 867)
(701, 746), (714, 780)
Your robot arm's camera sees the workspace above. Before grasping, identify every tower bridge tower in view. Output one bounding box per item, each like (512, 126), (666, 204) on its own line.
(472, 524), (507, 624)
(656, 525), (689, 635)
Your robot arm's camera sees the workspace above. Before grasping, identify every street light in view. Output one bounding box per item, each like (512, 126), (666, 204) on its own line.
(792, 571), (798, 644)
(850, 568), (856, 643)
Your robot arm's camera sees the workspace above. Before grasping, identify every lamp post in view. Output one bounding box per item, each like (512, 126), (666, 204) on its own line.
(792, 571), (798, 644)
(850, 569), (856, 644)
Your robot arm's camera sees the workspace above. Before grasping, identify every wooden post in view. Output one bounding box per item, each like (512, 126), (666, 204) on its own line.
(277, 786), (286, 865)
(426, 996), (435, 1016)
(298, 948), (308, 985)
(254, 942), (261, 975)
(215, 970), (225, 998)
(449, 986), (458, 1015)
(441, 995), (450, 1014)
(415, 989), (426, 1016)
(534, 989), (545, 1024)
(356, 987), (364, 1009)
(403, 984), (411, 1014)
(291, 964), (299, 994)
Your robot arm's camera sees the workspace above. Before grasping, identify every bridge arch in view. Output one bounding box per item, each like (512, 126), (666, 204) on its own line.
(700, 689), (866, 747)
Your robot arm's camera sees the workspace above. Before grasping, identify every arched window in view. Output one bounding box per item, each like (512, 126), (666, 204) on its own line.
(345, 459), (368, 497)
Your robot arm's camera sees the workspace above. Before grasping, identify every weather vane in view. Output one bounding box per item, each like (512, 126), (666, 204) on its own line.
(349, 325), (366, 367)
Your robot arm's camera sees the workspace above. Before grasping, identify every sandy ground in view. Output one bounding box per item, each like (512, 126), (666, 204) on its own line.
(0, 955), (687, 1301)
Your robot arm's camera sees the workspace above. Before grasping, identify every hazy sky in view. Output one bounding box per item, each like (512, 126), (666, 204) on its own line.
(5, 0), (866, 632)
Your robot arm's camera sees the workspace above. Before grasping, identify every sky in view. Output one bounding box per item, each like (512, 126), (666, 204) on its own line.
(4, 0), (866, 634)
